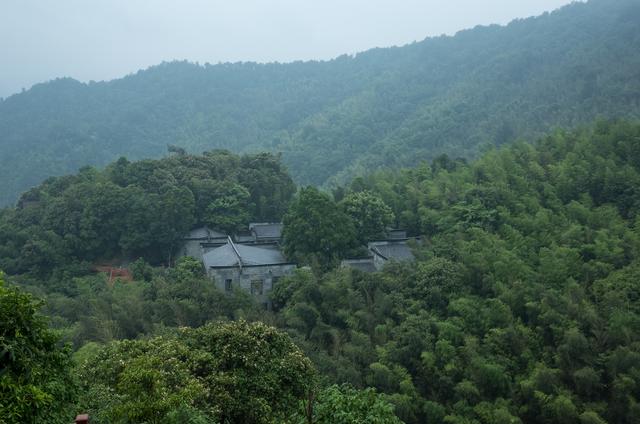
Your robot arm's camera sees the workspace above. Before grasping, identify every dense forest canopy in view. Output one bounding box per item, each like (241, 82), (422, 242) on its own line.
(272, 119), (640, 423)
(1, 0), (639, 206)
(3, 120), (640, 423)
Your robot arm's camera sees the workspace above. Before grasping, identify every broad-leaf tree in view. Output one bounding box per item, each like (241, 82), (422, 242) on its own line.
(283, 187), (358, 270)
(0, 272), (77, 423)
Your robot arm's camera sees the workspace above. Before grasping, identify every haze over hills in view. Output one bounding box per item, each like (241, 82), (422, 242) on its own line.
(4, 1), (640, 422)
(1, 0), (639, 206)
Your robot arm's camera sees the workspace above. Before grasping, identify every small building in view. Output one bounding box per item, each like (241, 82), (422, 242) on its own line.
(386, 229), (408, 240)
(234, 231), (257, 244)
(340, 258), (378, 273)
(179, 223), (285, 261)
(203, 237), (295, 306)
(249, 222), (284, 244)
(342, 230), (417, 273)
(180, 227), (228, 259)
(368, 240), (415, 270)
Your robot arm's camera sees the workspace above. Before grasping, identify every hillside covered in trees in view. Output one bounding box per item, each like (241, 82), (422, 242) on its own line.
(1, 0), (640, 206)
(0, 150), (294, 276)
(275, 120), (640, 423)
(3, 120), (640, 423)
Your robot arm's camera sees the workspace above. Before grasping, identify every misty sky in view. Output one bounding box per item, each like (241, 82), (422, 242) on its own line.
(0, 0), (576, 98)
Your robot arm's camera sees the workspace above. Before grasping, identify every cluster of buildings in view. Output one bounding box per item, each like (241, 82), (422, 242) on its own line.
(179, 223), (293, 306)
(179, 223), (417, 307)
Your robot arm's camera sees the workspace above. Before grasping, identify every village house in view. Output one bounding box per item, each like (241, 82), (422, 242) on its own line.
(202, 237), (295, 307)
(180, 226), (228, 259)
(178, 224), (292, 305)
(341, 229), (416, 272)
(249, 222), (284, 244)
(178, 222), (285, 259)
(180, 224), (413, 298)
(368, 239), (415, 269)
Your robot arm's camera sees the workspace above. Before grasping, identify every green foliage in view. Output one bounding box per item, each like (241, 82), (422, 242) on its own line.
(78, 337), (213, 423)
(0, 272), (76, 423)
(129, 257), (154, 281)
(39, 268), (260, 348)
(172, 256), (205, 280)
(283, 187), (358, 270)
(77, 320), (316, 424)
(0, 150), (295, 275)
(270, 121), (640, 423)
(6, 120), (640, 422)
(202, 181), (251, 234)
(340, 191), (395, 243)
(270, 268), (316, 312)
(184, 320), (316, 423)
(308, 384), (403, 424)
(1, 0), (639, 206)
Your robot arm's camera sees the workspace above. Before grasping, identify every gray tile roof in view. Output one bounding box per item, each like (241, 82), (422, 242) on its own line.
(185, 227), (227, 240)
(370, 242), (415, 262)
(250, 223), (283, 239)
(203, 240), (288, 268)
(234, 232), (256, 243)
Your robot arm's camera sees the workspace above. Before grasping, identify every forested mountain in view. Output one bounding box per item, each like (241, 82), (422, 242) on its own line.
(4, 119), (640, 423)
(1, 0), (639, 206)
(277, 119), (640, 423)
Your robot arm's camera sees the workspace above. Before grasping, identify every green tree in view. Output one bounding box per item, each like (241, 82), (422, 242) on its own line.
(283, 187), (358, 270)
(77, 320), (316, 424)
(182, 320), (316, 423)
(77, 337), (214, 424)
(0, 272), (77, 423)
(305, 384), (403, 424)
(202, 181), (251, 234)
(340, 191), (395, 243)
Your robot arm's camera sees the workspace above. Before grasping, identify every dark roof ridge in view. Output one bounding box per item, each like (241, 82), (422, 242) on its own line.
(227, 236), (243, 269)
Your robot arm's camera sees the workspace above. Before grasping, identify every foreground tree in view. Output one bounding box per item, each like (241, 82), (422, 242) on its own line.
(77, 337), (214, 423)
(77, 320), (316, 423)
(0, 272), (76, 423)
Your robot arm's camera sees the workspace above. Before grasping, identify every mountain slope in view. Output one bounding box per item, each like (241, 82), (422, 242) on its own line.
(1, 0), (639, 206)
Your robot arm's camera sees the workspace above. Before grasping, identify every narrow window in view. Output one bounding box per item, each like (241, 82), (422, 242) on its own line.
(225, 279), (232, 292)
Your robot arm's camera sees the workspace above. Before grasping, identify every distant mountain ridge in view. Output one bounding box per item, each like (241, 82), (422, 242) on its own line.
(1, 0), (639, 206)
